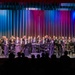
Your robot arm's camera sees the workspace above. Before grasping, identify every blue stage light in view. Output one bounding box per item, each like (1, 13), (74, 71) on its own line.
(0, 10), (7, 16)
(73, 12), (75, 20)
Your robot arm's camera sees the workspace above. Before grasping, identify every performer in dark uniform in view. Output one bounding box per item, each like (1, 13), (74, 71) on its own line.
(57, 38), (63, 57)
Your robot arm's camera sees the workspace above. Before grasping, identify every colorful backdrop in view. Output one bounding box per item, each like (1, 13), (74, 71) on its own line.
(0, 9), (75, 38)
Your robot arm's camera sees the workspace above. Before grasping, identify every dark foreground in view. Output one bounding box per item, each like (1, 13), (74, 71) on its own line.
(0, 52), (75, 75)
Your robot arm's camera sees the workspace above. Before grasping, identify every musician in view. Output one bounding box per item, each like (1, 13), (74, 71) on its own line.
(25, 37), (28, 45)
(33, 37), (36, 43)
(54, 37), (58, 47)
(9, 36), (15, 53)
(72, 37), (75, 53)
(4, 38), (9, 57)
(15, 37), (21, 56)
(61, 37), (65, 53)
(37, 35), (40, 43)
(45, 35), (49, 43)
(20, 38), (25, 53)
(1, 36), (6, 53)
(30, 36), (33, 43)
(42, 37), (45, 44)
(57, 38), (63, 56)
(1, 37), (5, 54)
(22, 36), (28, 54)
(28, 36), (31, 44)
(68, 39), (74, 55)
(38, 37), (41, 44)
(0, 39), (2, 55)
(20, 38), (23, 45)
(49, 39), (54, 57)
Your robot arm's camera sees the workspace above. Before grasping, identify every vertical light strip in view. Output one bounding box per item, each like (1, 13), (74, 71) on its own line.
(59, 11), (60, 37)
(66, 11), (67, 38)
(0, 13), (1, 37)
(23, 10), (24, 37)
(60, 11), (62, 36)
(49, 11), (51, 37)
(5, 10), (6, 37)
(50, 11), (52, 36)
(9, 10), (10, 37)
(18, 10), (20, 37)
(3, 10), (4, 36)
(34, 11), (36, 37)
(11, 10), (12, 36)
(12, 10), (13, 36)
(10, 10), (12, 37)
(20, 10), (21, 37)
(17, 10), (18, 37)
(4, 10), (5, 36)
(8, 10), (9, 38)
(48, 11), (50, 36)
(64, 11), (66, 37)
(72, 12), (75, 37)
(34, 15), (36, 37)
(26, 10), (27, 36)
(56, 10), (57, 37)
(11, 10), (12, 37)
(45, 11), (47, 35)
(72, 11), (73, 38)
(56, 11), (57, 37)
(2, 10), (3, 36)
(1, 9), (2, 36)
(49, 11), (50, 36)
(24, 10), (25, 36)
(20, 10), (21, 38)
(39, 15), (40, 36)
(0, 11), (3, 36)
(69, 11), (70, 37)
(55, 10), (56, 37)
(28, 10), (31, 36)
(53, 10), (54, 36)
(3, 12), (4, 36)
(63, 12), (64, 37)
(14, 10), (15, 37)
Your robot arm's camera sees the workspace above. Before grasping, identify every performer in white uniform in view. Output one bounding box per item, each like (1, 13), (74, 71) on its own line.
(33, 37), (36, 43)
(42, 37), (45, 44)
(4, 38), (9, 57)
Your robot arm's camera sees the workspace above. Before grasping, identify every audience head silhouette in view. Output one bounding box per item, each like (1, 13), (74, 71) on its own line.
(51, 54), (56, 59)
(9, 52), (15, 59)
(45, 53), (49, 58)
(31, 55), (35, 59)
(21, 53), (25, 58)
(64, 51), (68, 56)
(17, 52), (21, 57)
(37, 54), (40, 59)
(41, 53), (45, 58)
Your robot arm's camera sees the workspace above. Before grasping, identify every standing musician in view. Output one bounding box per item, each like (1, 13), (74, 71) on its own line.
(4, 38), (9, 57)
(15, 37), (21, 56)
(20, 38), (24, 53)
(1, 38), (4, 54)
(9, 36), (15, 54)
(57, 38), (63, 56)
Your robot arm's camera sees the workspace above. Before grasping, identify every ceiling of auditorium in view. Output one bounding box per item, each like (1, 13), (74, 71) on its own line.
(0, 0), (74, 9)
(0, 0), (74, 3)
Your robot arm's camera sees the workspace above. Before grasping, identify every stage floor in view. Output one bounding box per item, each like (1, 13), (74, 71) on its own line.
(0, 53), (75, 58)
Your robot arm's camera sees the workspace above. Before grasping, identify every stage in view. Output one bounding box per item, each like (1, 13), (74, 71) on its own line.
(0, 52), (74, 58)
(0, 3), (75, 58)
